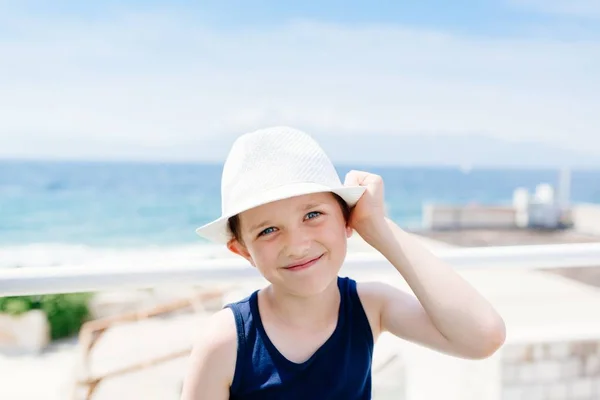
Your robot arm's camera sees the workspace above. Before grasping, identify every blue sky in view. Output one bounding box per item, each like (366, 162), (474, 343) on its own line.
(8, 0), (600, 37)
(1, 0), (599, 163)
(7, 1), (599, 34)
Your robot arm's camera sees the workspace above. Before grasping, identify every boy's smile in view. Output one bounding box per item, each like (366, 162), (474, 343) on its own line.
(282, 253), (325, 272)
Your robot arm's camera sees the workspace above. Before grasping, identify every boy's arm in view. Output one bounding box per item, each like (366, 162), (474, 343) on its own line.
(359, 217), (506, 359)
(180, 308), (238, 400)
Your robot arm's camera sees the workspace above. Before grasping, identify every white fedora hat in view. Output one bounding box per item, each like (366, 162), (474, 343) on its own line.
(195, 126), (366, 243)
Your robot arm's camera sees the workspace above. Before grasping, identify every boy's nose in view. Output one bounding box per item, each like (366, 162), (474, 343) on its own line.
(283, 231), (312, 260)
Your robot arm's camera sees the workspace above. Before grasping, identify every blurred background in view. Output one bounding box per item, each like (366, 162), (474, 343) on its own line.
(1, 1), (600, 399)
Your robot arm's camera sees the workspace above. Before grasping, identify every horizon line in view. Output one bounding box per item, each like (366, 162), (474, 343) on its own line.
(0, 156), (597, 172)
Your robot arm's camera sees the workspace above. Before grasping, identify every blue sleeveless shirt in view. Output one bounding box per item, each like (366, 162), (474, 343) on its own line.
(225, 276), (374, 400)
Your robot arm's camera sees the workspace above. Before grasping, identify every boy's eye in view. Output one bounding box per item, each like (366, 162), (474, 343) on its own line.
(305, 211), (322, 220)
(258, 227), (276, 237)
(257, 212), (321, 238)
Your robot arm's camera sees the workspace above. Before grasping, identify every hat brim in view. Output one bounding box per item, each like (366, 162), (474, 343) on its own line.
(195, 183), (366, 244)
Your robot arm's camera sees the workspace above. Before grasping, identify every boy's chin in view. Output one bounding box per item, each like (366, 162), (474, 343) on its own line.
(281, 269), (341, 297)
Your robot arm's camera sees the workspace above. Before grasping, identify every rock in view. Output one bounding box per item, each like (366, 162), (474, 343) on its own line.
(0, 310), (50, 355)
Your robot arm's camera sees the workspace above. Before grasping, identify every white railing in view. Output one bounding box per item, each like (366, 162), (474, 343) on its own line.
(2, 243), (600, 297)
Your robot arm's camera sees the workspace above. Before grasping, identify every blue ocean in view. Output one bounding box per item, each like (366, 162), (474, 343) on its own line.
(1, 160), (599, 268)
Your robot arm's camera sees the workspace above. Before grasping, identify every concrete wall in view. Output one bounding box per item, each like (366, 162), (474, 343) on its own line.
(501, 340), (600, 399)
(423, 204), (517, 230)
(572, 204), (600, 236)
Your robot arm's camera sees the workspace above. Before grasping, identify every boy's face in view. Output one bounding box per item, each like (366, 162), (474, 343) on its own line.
(228, 192), (352, 297)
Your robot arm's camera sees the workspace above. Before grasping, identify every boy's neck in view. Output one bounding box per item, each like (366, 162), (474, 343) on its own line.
(262, 278), (340, 330)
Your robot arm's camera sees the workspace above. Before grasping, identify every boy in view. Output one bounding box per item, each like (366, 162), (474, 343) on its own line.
(181, 127), (505, 399)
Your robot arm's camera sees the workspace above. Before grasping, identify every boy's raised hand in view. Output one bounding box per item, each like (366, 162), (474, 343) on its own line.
(343, 170), (387, 239)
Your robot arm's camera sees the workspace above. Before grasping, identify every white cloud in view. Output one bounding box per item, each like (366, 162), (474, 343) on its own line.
(0, 9), (599, 161)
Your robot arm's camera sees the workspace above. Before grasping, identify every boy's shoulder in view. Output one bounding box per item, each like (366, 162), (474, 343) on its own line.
(198, 307), (238, 355)
(190, 307), (238, 378)
(354, 280), (399, 340)
(182, 308), (238, 398)
(194, 287), (260, 358)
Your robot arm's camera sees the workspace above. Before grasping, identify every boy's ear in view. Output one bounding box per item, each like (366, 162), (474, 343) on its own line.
(345, 224), (353, 238)
(227, 239), (255, 266)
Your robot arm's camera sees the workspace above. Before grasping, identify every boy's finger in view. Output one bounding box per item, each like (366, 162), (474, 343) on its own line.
(344, 170), (369, 186)
(345, 170), (382, 188)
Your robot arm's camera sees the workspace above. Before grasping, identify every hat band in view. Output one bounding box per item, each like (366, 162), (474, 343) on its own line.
(224, 181), (338, 218)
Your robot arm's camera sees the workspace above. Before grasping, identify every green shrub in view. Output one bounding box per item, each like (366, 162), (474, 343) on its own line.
(0, 293), (93, 340)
